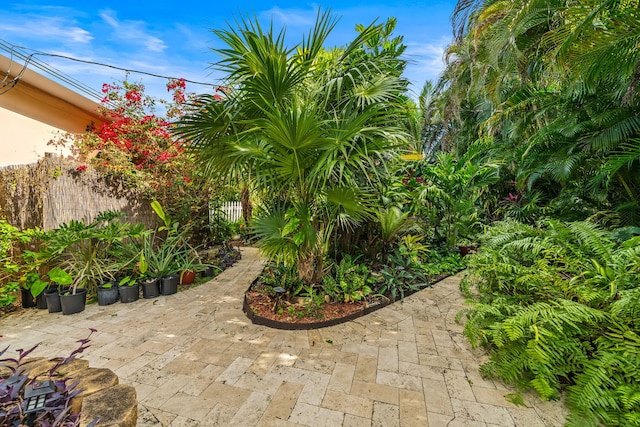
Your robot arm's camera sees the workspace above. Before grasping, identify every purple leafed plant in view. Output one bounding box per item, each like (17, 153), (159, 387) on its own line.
(0, 328), (100, 427)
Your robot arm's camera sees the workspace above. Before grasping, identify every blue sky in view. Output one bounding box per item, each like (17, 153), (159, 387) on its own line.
(1, 1), (456, 103)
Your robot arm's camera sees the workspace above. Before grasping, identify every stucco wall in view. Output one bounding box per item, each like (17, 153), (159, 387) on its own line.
(0, 107), (72, 167)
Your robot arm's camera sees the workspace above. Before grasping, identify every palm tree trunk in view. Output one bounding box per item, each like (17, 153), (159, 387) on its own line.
(240, 186), (252, 225)
(297, 253), (315, 285)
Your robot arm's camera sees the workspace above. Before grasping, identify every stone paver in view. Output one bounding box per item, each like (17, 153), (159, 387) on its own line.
(1, 247), (569, 426)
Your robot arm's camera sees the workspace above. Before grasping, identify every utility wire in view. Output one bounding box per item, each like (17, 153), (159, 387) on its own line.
(29, 52), (221, 88)
(0, 40), (106, 102)
(0, 39), (221, 104)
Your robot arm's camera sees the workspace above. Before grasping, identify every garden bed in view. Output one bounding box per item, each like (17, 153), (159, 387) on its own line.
(243, 272), (452, 330)
(243, 280), (391, 330)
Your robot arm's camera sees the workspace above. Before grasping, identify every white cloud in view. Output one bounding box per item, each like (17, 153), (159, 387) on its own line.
(99, 10), (167, 53)
(175, 24), (211, 52)
(0, 17), (92, 44)
(404, 38), (450, 82)
(260, 6), (317, 27)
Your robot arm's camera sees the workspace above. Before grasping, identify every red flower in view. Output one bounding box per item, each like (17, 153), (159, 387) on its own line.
(167, 78), (186, 91)
(101, 83), (117, 94)
(183, 176), (192, 183)
(76, 165), (88, 172)
(125, 90), (142, 103)
(173, 91), (186, 103)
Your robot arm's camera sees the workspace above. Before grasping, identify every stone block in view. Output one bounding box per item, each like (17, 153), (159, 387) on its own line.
(80, 384), (137, 427)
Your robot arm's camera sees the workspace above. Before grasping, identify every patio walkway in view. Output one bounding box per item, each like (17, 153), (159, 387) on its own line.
(1, 247), (568, 426)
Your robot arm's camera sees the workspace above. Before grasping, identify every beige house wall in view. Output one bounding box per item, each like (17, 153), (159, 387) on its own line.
(0, 53), (107, 167)
(0, 107), (69, 166)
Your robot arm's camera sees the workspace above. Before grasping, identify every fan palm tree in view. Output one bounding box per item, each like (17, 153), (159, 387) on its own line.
(176, 10), (410, 283)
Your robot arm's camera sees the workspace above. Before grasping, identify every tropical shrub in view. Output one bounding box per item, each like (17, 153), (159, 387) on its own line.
(459, 220), (640, 426)
(0, 221), (43, 312)
(376, 250), (430, 301)
(66, 79), (194, 197)
(407, 143), (500, 249)
(57, 78), (231, 247)
(434, 0), (640, 227)
(0, 220), (22, 310)
(258, 263), (304, 296)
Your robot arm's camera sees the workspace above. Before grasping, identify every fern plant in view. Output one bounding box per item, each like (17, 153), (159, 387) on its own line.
(459, 220), (640, 426)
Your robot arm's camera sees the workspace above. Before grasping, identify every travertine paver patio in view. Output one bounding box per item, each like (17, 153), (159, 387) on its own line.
(1, 247), (568, 426)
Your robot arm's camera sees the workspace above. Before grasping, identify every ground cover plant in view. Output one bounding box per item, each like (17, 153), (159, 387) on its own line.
(458, 220), (640, 426)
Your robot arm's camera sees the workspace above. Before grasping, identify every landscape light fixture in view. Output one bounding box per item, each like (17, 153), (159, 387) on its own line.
(273, 286), (286, 313)
(24, 379), (55, 426)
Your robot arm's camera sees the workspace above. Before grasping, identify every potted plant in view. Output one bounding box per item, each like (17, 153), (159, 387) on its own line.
(117, 276), (140, 303)
(140, 232), (180, 295)
(137, 252), (160, 299)
(21, 271), (49, 309)
(36, 211), (147, 312)
(176, 251), (206, 285)
(96, 280), (119, 306)
(43, 287), (63, 313)
(47, 267), (86, 315)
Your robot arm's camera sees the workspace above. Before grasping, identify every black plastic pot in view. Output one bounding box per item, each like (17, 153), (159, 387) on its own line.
(59, 288), (87, 315)
(141, 278), (160, 299)
(201, 266), (216, 278)
(20, 288), (36, 308)
(35, 291), (48, 309)
(44, 288), (63, 313)
(160, 275), (178, 295)
(118, 283), (140, 303)
(97, 282), (119, 306)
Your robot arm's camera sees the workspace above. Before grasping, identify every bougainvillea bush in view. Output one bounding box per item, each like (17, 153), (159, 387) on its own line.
(74, 78), (194, 199)
(58, 78), (234, 246)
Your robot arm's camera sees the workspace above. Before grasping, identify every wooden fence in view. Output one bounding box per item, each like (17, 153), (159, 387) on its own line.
(0, 154), (156, 230)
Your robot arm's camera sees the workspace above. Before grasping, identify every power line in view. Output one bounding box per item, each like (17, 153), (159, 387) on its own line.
(0, 39), (221, 104)
(0, 40), (106, 103)
(28, 52), (221, 88)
